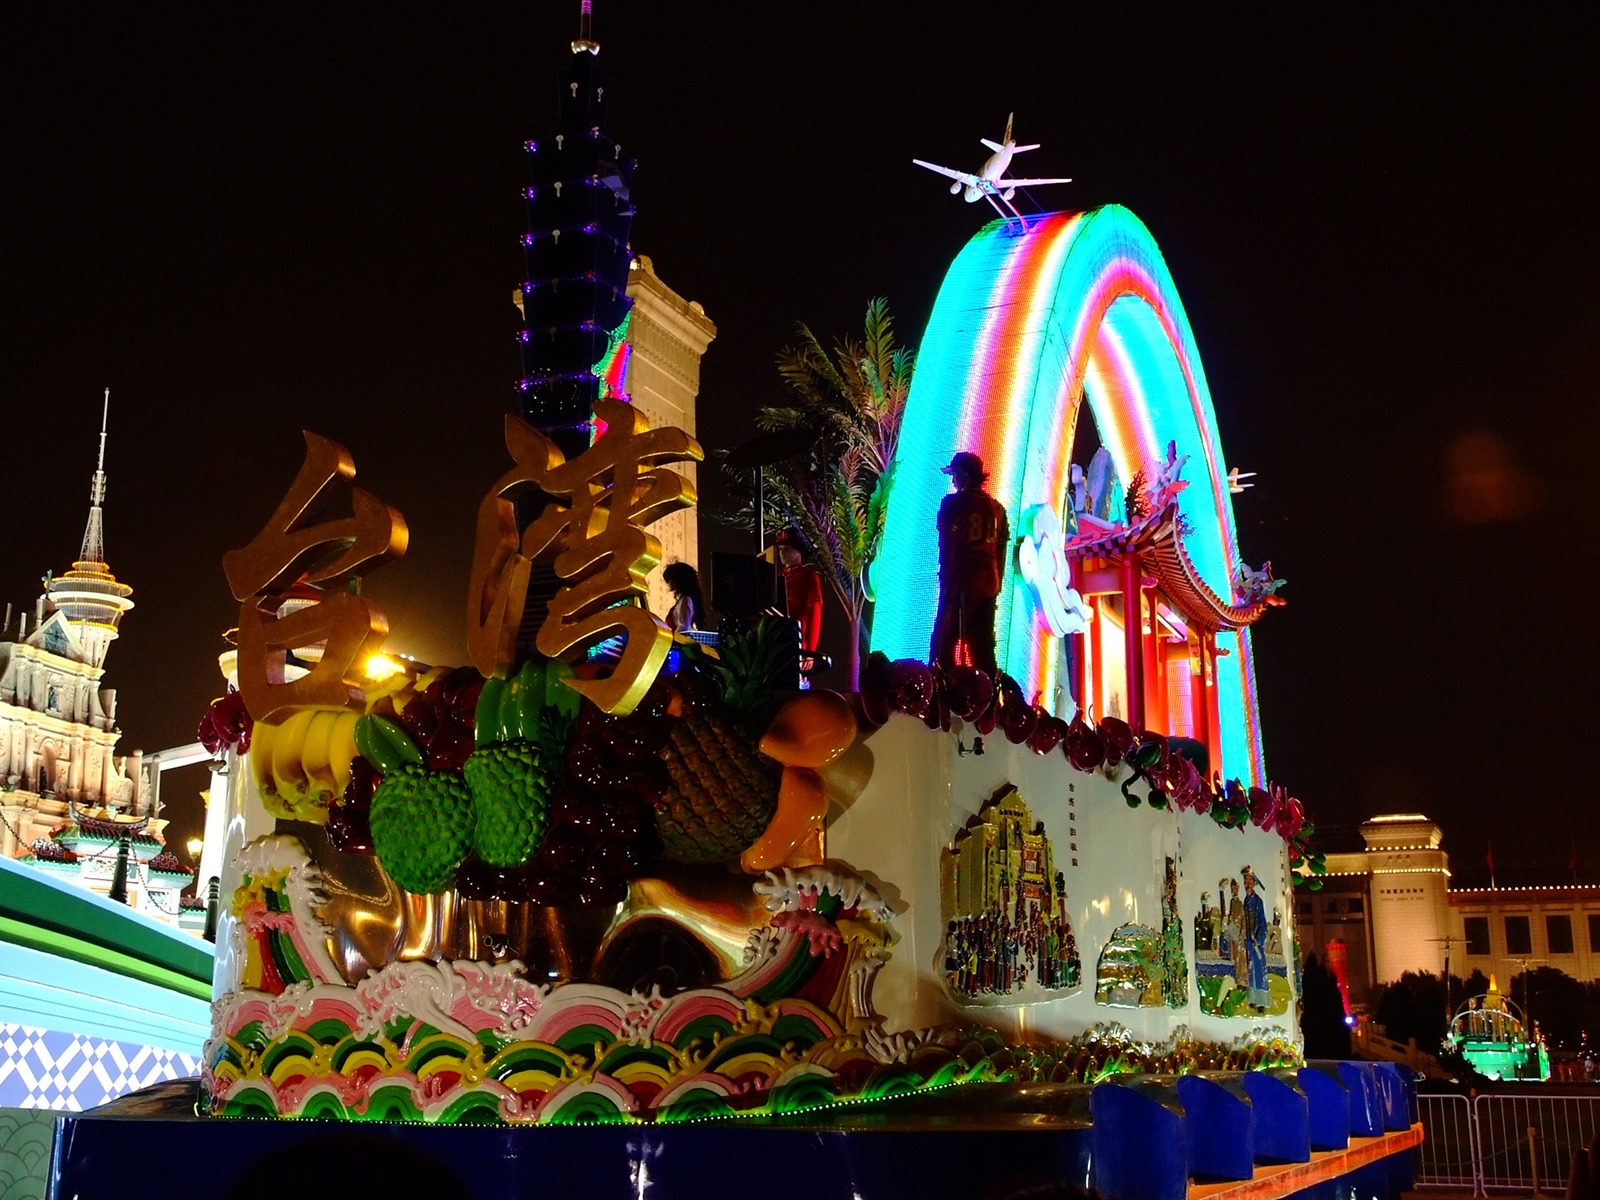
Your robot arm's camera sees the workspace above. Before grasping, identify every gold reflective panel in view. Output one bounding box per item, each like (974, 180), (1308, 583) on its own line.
(223, 431), (408, 601)
(468, 399), (702, 712)
(236, 592), (389, 721)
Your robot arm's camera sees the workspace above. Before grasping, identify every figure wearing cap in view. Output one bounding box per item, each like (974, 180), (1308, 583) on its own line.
(775, 527), (823, 654)
(931, 451), (1010, 673)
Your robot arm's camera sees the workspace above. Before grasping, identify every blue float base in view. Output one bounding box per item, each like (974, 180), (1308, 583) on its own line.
(45, 1065), (1420, 1200)
(48, 1082), (1095, 1200)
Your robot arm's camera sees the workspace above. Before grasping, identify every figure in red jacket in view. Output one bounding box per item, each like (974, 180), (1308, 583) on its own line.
(775, 527), (823, 653)
(931, 451), (1010, 673)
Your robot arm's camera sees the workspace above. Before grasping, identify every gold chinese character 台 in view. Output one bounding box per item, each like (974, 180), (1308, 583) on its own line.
(466, 396), (703, 715)
(226, 431), (408, 723)
(223, 431), (408, 601)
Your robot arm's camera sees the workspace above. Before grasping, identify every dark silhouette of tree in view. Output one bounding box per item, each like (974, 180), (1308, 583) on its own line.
(1375, 971), (1450, 1051)
(1301, 954), (1352, 1058)
(1510, 967), (1600, 1051)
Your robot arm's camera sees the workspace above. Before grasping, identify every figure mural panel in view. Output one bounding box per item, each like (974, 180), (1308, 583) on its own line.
(939, 785), (1081, 1005)
(1193, 864), (1290, 1016)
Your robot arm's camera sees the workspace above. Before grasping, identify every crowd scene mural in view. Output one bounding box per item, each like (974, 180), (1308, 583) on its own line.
(940, 788), (1083, 1004)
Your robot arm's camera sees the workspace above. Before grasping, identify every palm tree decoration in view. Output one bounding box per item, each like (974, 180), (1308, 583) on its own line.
(757, 298), (914, 686)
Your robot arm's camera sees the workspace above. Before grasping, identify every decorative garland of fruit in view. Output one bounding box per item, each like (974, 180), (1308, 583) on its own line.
(209, 617), (857, 903)
(463, 658), (581, 869)
(858, 652), (1326, 888)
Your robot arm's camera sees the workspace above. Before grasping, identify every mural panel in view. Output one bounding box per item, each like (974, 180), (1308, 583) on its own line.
(1193, 864), (1290, 1016)
(939, 785), (1082, 1006)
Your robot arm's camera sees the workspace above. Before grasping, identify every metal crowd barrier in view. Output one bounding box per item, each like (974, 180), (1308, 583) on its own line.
(1415, 1091), (1599, 1194)
(1415, 1092), (1481, 1193)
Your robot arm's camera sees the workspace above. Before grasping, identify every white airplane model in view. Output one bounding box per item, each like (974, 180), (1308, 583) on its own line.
(1227, 467), (1257, 494)
(913, 113), (1071, 223)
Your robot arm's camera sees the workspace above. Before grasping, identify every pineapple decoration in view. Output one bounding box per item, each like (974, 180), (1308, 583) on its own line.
(654, 618), (793, 862)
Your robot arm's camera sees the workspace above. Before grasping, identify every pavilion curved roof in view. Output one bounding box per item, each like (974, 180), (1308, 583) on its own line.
(1064, 503), (1283, 633)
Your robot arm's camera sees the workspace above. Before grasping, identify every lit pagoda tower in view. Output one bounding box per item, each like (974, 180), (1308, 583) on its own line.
(515, 0), (636, 459)
(46, 389), (134, 669)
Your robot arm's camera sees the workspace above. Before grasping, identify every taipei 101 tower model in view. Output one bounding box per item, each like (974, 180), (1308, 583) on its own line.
(514, 1), (636, 459)
(512, 2), (638, 629)
(512, 3), (715, 622)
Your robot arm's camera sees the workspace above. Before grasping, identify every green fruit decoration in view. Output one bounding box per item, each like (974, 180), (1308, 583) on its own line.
(462, 656), (579, 867)
(356, 713), (473, 894)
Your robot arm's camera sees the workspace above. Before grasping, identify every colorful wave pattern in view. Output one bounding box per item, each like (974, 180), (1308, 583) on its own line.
(872, 207), (1264, 782)
(204, 875), (993, 1124)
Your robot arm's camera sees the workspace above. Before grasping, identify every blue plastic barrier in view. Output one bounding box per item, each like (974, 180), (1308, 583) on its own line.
(1089, 1078), (1188, 1200)
(1331, 1061), (1384, 1137)
(1242, 1069), (1311, 1164)
(1298, 1064), (1352, 1150)
(1176, 1074), (1255, 1181)
(1367, 1062), (1414, 1131)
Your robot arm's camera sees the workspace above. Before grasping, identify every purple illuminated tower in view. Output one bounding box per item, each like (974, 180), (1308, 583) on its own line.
(515, 0), (636, 460)
(513, 2), (638, 632)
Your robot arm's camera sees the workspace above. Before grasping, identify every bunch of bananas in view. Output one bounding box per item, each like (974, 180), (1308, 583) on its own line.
(249, 706), (362, 823)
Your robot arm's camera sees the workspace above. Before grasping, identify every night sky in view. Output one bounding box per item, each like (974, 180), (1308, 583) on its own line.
(5, 7), (1596, 877)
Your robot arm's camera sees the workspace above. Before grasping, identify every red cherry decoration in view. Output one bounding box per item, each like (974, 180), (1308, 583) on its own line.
(1001, 700), (1038, 745)
(943, 666), (994, 721)
(885, 659), (934, 717)
(1029, 713), (1066, 754)
(326, 806), (373, 854)
(524, 869), (579, 906)
(859, 687), (891, 728)
(1064, 714), (1106, 771)
(539, 828), (591, 875)
(1099, 717), (1134, 766)
(973, 703), (998, 736)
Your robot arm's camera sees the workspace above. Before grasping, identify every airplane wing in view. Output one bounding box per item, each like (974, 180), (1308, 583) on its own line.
(998, 176), (1072, 187)
(913, 159), (978, 185)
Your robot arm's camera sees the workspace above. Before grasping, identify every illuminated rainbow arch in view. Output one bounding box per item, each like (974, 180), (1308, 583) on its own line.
(871, 205), (1265, 783)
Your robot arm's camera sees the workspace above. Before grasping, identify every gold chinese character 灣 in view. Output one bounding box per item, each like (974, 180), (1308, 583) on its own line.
(467, 396), (702, 715)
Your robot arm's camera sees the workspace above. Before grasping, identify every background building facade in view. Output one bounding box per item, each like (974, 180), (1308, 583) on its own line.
(1296, 812), (1600, 1010)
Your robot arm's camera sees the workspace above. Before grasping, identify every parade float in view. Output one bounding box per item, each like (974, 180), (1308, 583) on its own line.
(46, 221), (1421, 1200)
(46, 21), (1422, 1200)
(182, 198), (1318, 1130)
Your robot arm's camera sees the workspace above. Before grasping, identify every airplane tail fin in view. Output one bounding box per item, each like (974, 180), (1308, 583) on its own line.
(1003, 112), (1014, 144)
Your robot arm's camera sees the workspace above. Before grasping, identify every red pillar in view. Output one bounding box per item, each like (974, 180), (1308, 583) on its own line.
(1121, 556), (1144, 730)
(1188, 634), (1209, 751)
(1087, 595), (1103, 721)
(1143, 588), (1165, 735)
(1204, 632), (1224, 780)
(1068, 556), (1087, 714)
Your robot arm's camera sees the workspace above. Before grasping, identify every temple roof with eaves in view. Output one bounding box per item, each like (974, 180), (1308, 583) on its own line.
(1065, 502), (1284, 633)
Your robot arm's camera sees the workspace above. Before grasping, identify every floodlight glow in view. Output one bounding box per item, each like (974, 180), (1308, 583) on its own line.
(363, 654), (404, 682)
(871, 206), (1265, 782)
